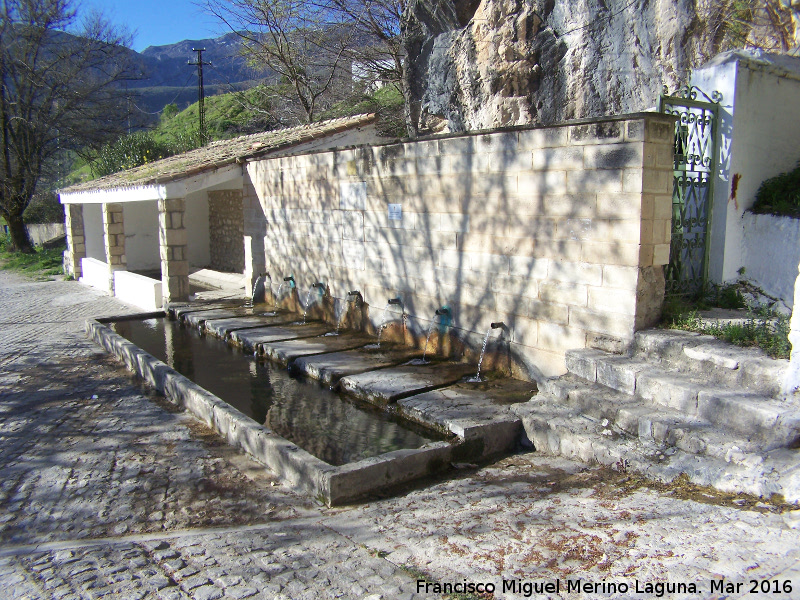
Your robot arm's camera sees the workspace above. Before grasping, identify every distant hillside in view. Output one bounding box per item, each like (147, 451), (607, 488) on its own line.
(128, 32), (264, 116)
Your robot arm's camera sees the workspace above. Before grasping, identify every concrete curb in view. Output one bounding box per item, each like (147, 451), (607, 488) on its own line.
(85, 316), (455, 505)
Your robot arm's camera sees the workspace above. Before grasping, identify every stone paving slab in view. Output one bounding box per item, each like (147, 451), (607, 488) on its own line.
(259, 334), (374, 365)
(229, 324), (333, 352)
(396, 378), (535, 455)
(183, 309), (258, 328)
(0, 521), (430, 600)
(169, 302), (244, 319)
(203, 313), (301, 339)
(293, 346), (423, 385)
(324, 453), (800, 600)
(338, 363), (477, 405)
(3, 272), (800, 600)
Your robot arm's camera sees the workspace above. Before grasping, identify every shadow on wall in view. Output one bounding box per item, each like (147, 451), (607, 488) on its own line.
(245, 114), (674, 382)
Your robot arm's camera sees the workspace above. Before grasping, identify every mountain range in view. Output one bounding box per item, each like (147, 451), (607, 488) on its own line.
(127, 32), (261, 118)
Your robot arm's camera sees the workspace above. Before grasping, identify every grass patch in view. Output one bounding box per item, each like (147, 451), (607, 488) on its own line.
(661, 285), (790, 359)
(0, 234), (66, 280)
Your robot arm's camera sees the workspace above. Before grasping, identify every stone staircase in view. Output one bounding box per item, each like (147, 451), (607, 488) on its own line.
(512, 329), (800, 501)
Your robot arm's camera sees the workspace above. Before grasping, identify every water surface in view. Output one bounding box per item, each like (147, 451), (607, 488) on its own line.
(110, 317), (439, 466)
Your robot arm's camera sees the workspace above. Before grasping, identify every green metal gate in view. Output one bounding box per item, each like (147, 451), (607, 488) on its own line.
(659, 85), (722, 297)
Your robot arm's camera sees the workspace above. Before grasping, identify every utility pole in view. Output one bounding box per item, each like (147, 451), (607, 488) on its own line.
(188, 48), (211, 145)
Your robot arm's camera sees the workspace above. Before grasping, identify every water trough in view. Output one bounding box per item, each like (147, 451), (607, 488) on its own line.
(86, 300), (534, 505)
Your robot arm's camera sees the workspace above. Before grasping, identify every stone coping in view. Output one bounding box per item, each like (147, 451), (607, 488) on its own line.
(86, 314), (456, 506)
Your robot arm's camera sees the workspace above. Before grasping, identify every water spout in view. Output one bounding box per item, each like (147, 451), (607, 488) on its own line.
(419, 308), (451, 363)
(491, 321), (505, 329)
(377, 298), (404, 348)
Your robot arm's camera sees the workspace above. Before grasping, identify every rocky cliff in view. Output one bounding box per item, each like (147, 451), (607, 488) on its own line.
(402, 0), (732, 135)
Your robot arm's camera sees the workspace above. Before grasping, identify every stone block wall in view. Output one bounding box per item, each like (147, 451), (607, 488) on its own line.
(102, 203), (126, 293)
(209, 190), (245, 273)
(64, 204), (86, 278)
(245, 113), (675, 379)
(785, 261), (800, 395)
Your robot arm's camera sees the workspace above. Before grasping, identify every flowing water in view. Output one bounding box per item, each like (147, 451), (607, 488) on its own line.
(376, 304), (391, 348)
(407, 321), (435, 366)
(274, 282), (285, 307)
(468, 326), (494, 383)
(110, 317), (439, 466)
(332, 300), (347, 335)
(302, 286), (315, 324)
(421, 320), (437, 363)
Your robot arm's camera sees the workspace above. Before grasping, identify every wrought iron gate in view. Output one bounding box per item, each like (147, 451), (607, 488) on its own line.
(659, 85), (721, 297)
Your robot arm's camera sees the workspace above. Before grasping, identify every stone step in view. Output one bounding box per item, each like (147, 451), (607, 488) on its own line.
(511, 397), (800, 501)
(633, 329), (788, 398)
(564, 349), (800, 447)
(539, 375), (766, 464)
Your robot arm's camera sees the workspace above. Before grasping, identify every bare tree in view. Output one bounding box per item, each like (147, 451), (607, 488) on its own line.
(706, 0), (799, 53)
(0, 0), (140, 253)
(320, 0), (406, 92)
(204, 0), (356, 124)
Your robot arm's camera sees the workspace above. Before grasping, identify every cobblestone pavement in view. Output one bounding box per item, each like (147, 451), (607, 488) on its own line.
(1, 271), (799, 599)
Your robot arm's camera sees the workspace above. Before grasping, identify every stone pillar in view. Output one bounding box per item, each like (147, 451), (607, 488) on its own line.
(159, 197), (189, 304)
(63, 204), (86, 279)
(102, 203), (126, 294)
(242, 181), (266, 296)
(784, 260), (800, 395)
(634, 116), (676, 330)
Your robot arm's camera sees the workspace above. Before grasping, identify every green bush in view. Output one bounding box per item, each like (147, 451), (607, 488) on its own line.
(92, 131), (175, 178)
(751, 160), (800, 218)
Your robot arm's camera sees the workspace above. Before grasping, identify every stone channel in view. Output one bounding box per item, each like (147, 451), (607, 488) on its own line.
(86, 301), (534, 505)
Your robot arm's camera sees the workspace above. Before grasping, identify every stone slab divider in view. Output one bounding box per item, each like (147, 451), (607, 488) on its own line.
(85, 315), (455, 505)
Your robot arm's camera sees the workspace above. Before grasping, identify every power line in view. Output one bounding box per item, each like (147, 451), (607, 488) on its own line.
(128, 72), (197, 116)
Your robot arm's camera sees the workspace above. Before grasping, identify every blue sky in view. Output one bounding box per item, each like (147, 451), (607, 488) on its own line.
(82, 0), (225, 51)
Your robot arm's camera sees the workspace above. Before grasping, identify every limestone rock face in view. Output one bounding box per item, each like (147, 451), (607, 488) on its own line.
(402, 0), (725, 135)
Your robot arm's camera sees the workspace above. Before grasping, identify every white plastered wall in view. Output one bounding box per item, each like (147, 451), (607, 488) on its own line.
(692, 51), (800, 284)
(185, 190), (210, 268)
(122, 201), (160, 271)
(83, 203), (105, 261)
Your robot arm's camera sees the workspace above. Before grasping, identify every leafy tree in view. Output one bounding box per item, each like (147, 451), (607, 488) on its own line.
(0, 0), (140, 253)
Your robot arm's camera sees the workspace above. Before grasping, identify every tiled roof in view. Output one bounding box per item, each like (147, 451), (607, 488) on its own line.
(60, 113), (377, 194)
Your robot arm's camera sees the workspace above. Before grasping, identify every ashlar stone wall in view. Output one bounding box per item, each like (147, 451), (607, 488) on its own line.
(102, 203), (126, 293)
(244, 113), (675, 380)
(209, 190), (245, 273)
